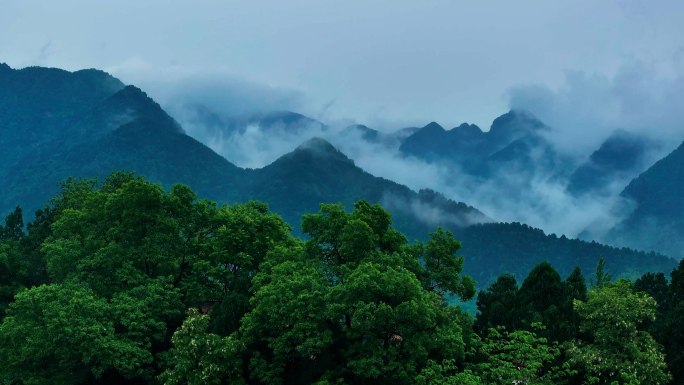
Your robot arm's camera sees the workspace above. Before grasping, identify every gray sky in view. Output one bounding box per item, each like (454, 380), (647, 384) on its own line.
(2, 0), (683, 132)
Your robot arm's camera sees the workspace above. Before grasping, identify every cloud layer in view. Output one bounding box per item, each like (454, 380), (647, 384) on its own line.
(509, 64), (684, 154)
(4, 0), (684, 131)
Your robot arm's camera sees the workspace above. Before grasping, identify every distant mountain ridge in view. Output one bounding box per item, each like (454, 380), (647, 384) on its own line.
(182, 105), (327, 139)
(338, 124), (419, 148)
(398, 110), (574, 179)
(0, 63), (675, 286)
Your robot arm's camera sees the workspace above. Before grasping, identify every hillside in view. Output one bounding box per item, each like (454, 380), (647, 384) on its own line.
(0, 64), (124, 173)
(246, 137), (490, 235)
(456, 222), (674, 285)
(567, 129), (659, 197)
(0, 63), (676, 287)
(0, 80), (245, 214)
(606, 140), (684, 258)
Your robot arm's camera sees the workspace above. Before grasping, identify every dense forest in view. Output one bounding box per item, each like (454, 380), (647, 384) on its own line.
(0, 173), (680, 384)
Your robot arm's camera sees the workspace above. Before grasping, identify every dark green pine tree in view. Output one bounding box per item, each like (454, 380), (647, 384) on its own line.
(663, 259), (684, 383)
(517, 262), (564, 337)
(473, 273), (520, 334)
(0, 207), (27, 317)
(559, 266), (588, 342)
(634, 272), (669, 344)
(590, 256), (612, 289)
(0, 206), (23, 242)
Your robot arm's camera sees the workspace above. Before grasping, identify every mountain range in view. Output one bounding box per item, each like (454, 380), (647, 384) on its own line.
(0, 63), (678, 286)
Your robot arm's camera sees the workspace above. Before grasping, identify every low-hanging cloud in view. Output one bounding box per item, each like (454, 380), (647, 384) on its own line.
(336, 132), (634, 239)
(508, 63), (684, 156)
(106, 57), (307, 120)
(175, 114), (633, 239)
(198, 120), (328, 169)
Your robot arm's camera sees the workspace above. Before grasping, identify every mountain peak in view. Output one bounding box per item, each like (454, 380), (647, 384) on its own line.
(104, 85), (184, 134)
(253, 111), (327, 133)
(286, 137), (354, 164)
(111, 85), (150, 101)
(342, 124), (381, 142)
(295, 137), (337, 153)
(489, 109), (546, 134)
(422, 121), (445, 133)
(450, 122), (484, 138)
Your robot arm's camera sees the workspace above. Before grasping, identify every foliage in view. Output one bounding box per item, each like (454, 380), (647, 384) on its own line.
(0, 173), (294, 384)
(472, 325), (569, 384)
(0, 282), (176, 384)
(474, 273), (520, 334)
(659, 259), (684, 383)
(239, 201), (475, 385)
(159, 309), (245, 385)
(517, 262), (566, 340)
(590, 256), (612, 288)
(475, 263), (588, 344)
(417, 324), (569, 385)
(633, 272), (669, 343)
(0, 207), (28, 316)
(456, 222), (674, 290)
(566, 279), (670, 385)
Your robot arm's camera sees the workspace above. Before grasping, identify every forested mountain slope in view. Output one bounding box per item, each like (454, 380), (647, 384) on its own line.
(0, 63), (676, 287)
(567, 129), (660, 197)
(0, 81), (246, 215)
(0, 64), (124, 172)
(247, 137), (490, 236)
(606, 140), (684, 258)
(456, 222), (673, 285)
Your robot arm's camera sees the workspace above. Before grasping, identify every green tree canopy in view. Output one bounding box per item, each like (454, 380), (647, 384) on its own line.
(0, 172), (294, 384)
(566, 279), (670, 385)
(473, 273), (520, 334)
(238, 201), (476, 385)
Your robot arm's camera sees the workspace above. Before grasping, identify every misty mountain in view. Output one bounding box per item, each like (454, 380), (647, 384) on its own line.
(483, 133), (571, 180)
(399, 110), (548, 162)
(239, 136), (676, 284)
(0, 63), (676, 287)
(182, 104), (327, 137)
(605, 140), (684, 258)
(567, 129), (661, 197)
(0, 63), (489, 259)
(392, 126), (421, 141)
(340, 124), (383, 143)
(399, 121), (484, 168)
(399, 110), (573, 179)
(245, 137), (491, 234)
(338, 124), (419, 148)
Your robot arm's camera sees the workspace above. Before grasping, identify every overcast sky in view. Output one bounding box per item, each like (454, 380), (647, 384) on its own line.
(2, 0), (683, 132)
